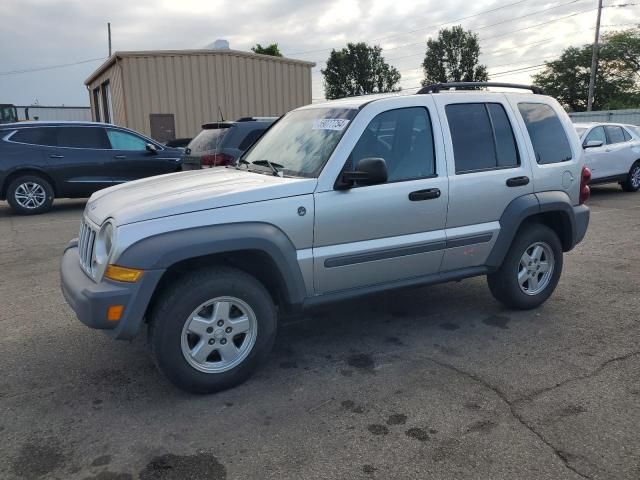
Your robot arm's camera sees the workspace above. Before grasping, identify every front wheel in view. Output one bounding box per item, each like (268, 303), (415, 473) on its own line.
(6, 175), (54, 215)
(621, 162), (640, 192)
(149, 267), (277, 393)
(487, 224), (563, 310)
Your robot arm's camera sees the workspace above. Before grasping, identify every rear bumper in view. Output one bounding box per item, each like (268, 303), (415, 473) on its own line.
(60, 242), (164, 340)
(573, 204), (590, 247)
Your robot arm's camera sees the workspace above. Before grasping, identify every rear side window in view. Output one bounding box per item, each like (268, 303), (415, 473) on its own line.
(55, 127), (110, 149)
(622, 128), (632, 141)
(188, 128), (229, 153)
(585, 126), (606, 144)
(605, 126), (625, 144)
(446, 103), (519, 173)
(518, 103), (572, 164)
(11, 128), (56, 146)
(238, 128), (266, 151)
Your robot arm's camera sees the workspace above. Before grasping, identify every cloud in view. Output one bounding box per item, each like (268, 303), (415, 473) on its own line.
(0, 0), (636, 105)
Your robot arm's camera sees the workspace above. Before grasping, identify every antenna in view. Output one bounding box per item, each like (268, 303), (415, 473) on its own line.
(218, 105), (224, 121)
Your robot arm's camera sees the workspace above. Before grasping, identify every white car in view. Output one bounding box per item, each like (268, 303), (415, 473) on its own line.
(575, 122), (640, 192)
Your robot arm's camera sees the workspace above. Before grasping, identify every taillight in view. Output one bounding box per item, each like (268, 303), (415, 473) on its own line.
(579, 166), (591, 205)
(201, 153), (235, 167)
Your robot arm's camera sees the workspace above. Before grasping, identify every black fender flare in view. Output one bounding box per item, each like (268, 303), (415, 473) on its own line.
(486, 192), (578, 268)
(116, 222), (307, 306)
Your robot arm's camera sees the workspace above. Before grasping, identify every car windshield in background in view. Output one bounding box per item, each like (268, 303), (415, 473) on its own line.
(188, 128), (229, 153)
(575, 127), (587, 137)
(241, 108), (358, 177)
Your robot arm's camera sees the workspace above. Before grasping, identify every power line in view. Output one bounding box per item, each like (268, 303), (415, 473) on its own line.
(287, 0), (536, 57)
(0, 57), (106, 76)
(311, 1), (594, 68)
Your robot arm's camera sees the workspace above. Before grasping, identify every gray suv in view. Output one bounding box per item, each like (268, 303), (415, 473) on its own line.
(61, 83), (590, 393)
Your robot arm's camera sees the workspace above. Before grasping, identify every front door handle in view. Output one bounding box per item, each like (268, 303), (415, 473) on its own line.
(49, 154), (64, 159)
(409, 188), (441, 201)
(113, 155), (126, 159)
(506, 176), (530, 187)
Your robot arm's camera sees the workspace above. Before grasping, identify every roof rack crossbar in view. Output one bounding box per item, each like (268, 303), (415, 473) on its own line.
(417, 82), (545, 95)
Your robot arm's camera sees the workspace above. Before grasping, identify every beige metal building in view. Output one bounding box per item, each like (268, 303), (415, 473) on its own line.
(85, 49), (315, 142)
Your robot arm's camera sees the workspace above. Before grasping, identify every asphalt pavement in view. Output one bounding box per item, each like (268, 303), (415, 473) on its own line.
(0, 186), (638, 480)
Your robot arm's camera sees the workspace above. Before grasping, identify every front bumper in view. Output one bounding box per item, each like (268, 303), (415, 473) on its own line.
(60, 241), (164, 340)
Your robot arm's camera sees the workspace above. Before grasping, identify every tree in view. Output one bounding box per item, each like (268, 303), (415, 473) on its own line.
(251, 43), (283, 57)
(321, 42), (401, 99)
(421, 25), (488, 86)
(533, 28), (640, 111)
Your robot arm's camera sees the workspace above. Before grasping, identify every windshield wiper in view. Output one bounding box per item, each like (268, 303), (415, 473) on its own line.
(251, 159), (284, 176)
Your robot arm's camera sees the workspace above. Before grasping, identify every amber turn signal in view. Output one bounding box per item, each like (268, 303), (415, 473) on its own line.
(105, 264), (144, 283)
(107, 305), (124, 321)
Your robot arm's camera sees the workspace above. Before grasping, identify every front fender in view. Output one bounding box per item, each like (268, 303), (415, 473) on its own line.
(116, 222), (307, 307)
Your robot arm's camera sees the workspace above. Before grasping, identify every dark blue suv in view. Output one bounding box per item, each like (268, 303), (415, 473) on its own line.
(0, 122), (183, 214)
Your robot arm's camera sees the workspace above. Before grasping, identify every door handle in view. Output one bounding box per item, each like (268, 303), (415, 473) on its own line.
(409, 188), (441, 201)
(506, 176), (530, 187)
(113, 155), (126, 159)
(49, 154), (64, 159)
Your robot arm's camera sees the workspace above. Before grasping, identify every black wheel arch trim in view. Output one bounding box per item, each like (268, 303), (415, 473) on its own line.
(486, 192), (585, 268)
(116, 222), (307, 308)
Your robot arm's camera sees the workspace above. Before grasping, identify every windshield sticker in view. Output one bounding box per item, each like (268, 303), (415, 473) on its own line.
(312, 119), (350, 131)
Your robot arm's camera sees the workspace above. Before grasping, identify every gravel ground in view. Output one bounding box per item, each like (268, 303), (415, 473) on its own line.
(0, 185), (638, 480)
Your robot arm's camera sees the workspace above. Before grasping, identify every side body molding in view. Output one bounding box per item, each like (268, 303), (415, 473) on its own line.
(117, 222), (308, 307)
(485, 192), (578, 269)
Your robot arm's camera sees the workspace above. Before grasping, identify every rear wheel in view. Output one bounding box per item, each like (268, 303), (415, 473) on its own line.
(621, 162), (640, 192)
(487, 223), (563, 310)
(6, 175), (54, 215)
(149, 266), (277, 394)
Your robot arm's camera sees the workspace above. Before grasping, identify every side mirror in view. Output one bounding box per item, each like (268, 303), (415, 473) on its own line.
(145, 143), (158, 154)
(337, 157), (388, 189)
(583, 140), (604, 149)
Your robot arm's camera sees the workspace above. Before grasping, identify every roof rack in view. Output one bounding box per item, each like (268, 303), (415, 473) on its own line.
(417, 82), (545, 95)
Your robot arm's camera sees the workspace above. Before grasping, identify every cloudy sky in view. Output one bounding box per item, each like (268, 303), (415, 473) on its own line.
(0, 0), (637, 106)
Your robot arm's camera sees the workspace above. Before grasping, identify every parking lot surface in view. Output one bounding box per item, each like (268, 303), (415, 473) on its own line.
(0, 187), (638, 480)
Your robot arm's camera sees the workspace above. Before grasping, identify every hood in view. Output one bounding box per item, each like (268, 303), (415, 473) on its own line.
(86, 168), (317, 226)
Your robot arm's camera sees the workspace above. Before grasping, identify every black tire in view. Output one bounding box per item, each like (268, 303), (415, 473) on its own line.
(6, 174), (54, 215)
(148, 266), (277, 394)
(487, 223), (563, 310)
(621, 162), (640, 192)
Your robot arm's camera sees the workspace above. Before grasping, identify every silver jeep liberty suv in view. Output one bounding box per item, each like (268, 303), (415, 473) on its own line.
(61, 82), (590, 393)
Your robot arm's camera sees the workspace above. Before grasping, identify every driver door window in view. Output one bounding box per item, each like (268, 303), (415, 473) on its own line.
(107, 129), (148, 150)
(347, 107), (436, 182)
(585, 127), (606, 145)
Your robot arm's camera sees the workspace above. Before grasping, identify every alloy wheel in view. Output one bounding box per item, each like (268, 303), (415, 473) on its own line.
(14, 182), (46, 209)
(180, 296), (257, 373)
(518, 241), (555, 295)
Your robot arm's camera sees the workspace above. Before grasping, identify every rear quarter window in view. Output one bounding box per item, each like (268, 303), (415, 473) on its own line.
(10, 128), (57, 146)
(518, 103), (572, 164)
(238, 129), (266, 151)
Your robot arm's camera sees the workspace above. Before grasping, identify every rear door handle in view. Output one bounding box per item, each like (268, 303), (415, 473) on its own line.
(506, 176), (530, 187)
(113, 155), (126, 159)
(409, 188), (441, 201)
(49, 154), (64, 159)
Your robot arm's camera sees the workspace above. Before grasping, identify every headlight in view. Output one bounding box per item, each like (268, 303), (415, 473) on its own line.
(93, 221), (115, 267)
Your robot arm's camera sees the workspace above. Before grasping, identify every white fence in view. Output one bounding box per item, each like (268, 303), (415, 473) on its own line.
(568, 109), (640, 126)
(16, 106), (91, 122)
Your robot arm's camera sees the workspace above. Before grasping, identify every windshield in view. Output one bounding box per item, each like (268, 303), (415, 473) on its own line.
(575, 126), (587, 138)
(0, 105), (18, 124)
(241, 107), (357, 177)
(187, 127), (229, 153)
(628, 125), (640, 138)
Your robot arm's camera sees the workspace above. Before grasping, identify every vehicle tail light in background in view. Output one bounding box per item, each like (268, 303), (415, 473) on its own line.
(579, 166), (591, 204)
(201, 153), (235, 167)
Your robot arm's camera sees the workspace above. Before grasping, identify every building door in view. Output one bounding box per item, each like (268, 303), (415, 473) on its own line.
(149, 114), (176, 143)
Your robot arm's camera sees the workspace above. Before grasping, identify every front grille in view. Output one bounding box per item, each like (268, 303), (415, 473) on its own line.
(78, 218), (97, 276)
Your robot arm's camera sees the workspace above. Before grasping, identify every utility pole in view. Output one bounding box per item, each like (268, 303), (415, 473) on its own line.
(108, 22), (112, 57)
(587, 0), (603, 112)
